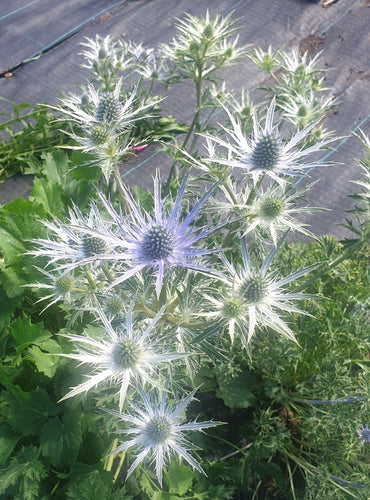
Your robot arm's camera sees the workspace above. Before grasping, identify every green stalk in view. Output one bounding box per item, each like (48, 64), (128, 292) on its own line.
(85, 270), (97, 290)
(113, 170), (131, 213)
(113, 451), (126, 484)
(105, 438), (119, 471)
(164, 53), (206, 194)
(100, 262), (115, 283)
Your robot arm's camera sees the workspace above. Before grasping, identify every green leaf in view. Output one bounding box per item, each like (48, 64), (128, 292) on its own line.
(0, 286), (21, 332)
(10, 317), (51, 351)
(216, 369), (257, 409)
(31, 177), (64, 214)
(0, 198), (47, 297)
(0, 387), (58, 436)
(77, 432), (104, 465)
(0, 424), (20, 465)
(164, 459), (194, 495)
(66, 466), (114, 500)
(0, 445), (47, 499)
(25, 342), (61, 377)
(40, 413), (82, 468)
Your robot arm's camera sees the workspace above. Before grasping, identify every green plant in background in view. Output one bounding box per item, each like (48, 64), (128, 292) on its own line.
(0, 11), (369, 500)
(0, 98), (71, 182)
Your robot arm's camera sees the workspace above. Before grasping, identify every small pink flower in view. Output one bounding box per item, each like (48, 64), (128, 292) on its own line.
(132, 145), (148, 153)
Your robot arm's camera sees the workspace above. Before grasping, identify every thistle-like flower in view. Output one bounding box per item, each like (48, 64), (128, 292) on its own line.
(90, 172), (218, 296)
(247, 45), (280, 75)
(26, 266), (76, 312)
(107, 386), (221, 485)
(136, 49), (170, 81)
(206, 236), (318, 345)
(280, 91), (337, 129)
(29, 203), (112, 271)
(280, 48), (323, 78)
(59, 304), (186, 410)
(161, 10), (246, 81)
(53, 79), (157, 132)
(203, 98), (334, 186)
(213, 182), (318, 246)
(79, 35), (130, 76)
(357, 424), (370, 444)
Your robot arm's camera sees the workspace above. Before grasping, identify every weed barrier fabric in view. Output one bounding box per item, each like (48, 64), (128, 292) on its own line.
(0, 0), (369, 238)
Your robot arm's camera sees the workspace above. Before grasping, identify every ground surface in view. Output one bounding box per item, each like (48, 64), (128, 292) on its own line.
(0, 0), (369, 238)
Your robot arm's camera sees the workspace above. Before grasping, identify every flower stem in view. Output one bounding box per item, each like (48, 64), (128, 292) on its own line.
(105, 438), (118, 471)
(113, 170), (131, 213)
(164, 60), (204, 194)
(100, 262), (115, 283)
(113, 451), (126, 484)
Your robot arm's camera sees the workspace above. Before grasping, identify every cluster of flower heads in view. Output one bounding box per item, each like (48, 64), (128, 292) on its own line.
(28, 11), (368, 488)
(28, 160), (322, 482)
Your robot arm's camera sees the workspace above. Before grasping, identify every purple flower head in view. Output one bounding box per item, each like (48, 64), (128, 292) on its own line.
(98, 172), (218, 296)
(357, 424), (370, 444)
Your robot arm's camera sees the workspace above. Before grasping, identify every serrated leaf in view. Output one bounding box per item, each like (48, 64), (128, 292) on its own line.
(40, 413), (82, 468)
(0, 461), (26, 493)
(164, 460), (194, 495)
(25, 343), (61, 377)
(0, 424), (20, 465)
(66, 467), (113, 500)
(0, 387), (58, 436)
(0, 286), (21, 332)
(0, 445), (46, 499)
(0, 198), (47, 297)
(10, 317), (51, 351)
(31, 177), (64, 214)
(216, 370), (257, 409)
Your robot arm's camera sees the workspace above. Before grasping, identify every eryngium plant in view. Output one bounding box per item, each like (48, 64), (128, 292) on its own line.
(22, 11), (369, 496)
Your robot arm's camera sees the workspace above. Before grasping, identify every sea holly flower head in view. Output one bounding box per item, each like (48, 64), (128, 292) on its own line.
(79, 35), (131, 75)
(242, 183), (317, 245)
(202, 289), (248, 346)
(93, 172), (218, 296)
(26, 266), (76, 313)
(53, 78), (158, 133)
(29, 203), (112, 272)
(59, 303), (186, 410)
(247, 45), (280, 74)
(357, 424), (370, 444)
(280, 48), (324, 79)
(107, 386), (222, 485)
(214, 236), (319, 345)
(203, 98), (335, 187)
(280, 91), (337, 129)
(211, 181), (316, 246)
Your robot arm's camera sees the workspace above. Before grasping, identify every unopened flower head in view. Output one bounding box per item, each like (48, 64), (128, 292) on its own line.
(357, 424), (370, 444)
(59, 303), (186, 410)
(136, 49), (170, 81)
(248, 45), (280, 74)
(202, 289), (248, 345)
(244, 183), (316, 245)
(161, 10), (245, 79)
(213, 237), (318, 344)
(92, 172), (217, 296)
(280, 91), (337, 128)
(26, 266), (76, 313)
(280, 48), (323, 78)
(203, 98), (335, 187)
(107, 386), (221, 485)
(79, 35), (130, 77)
